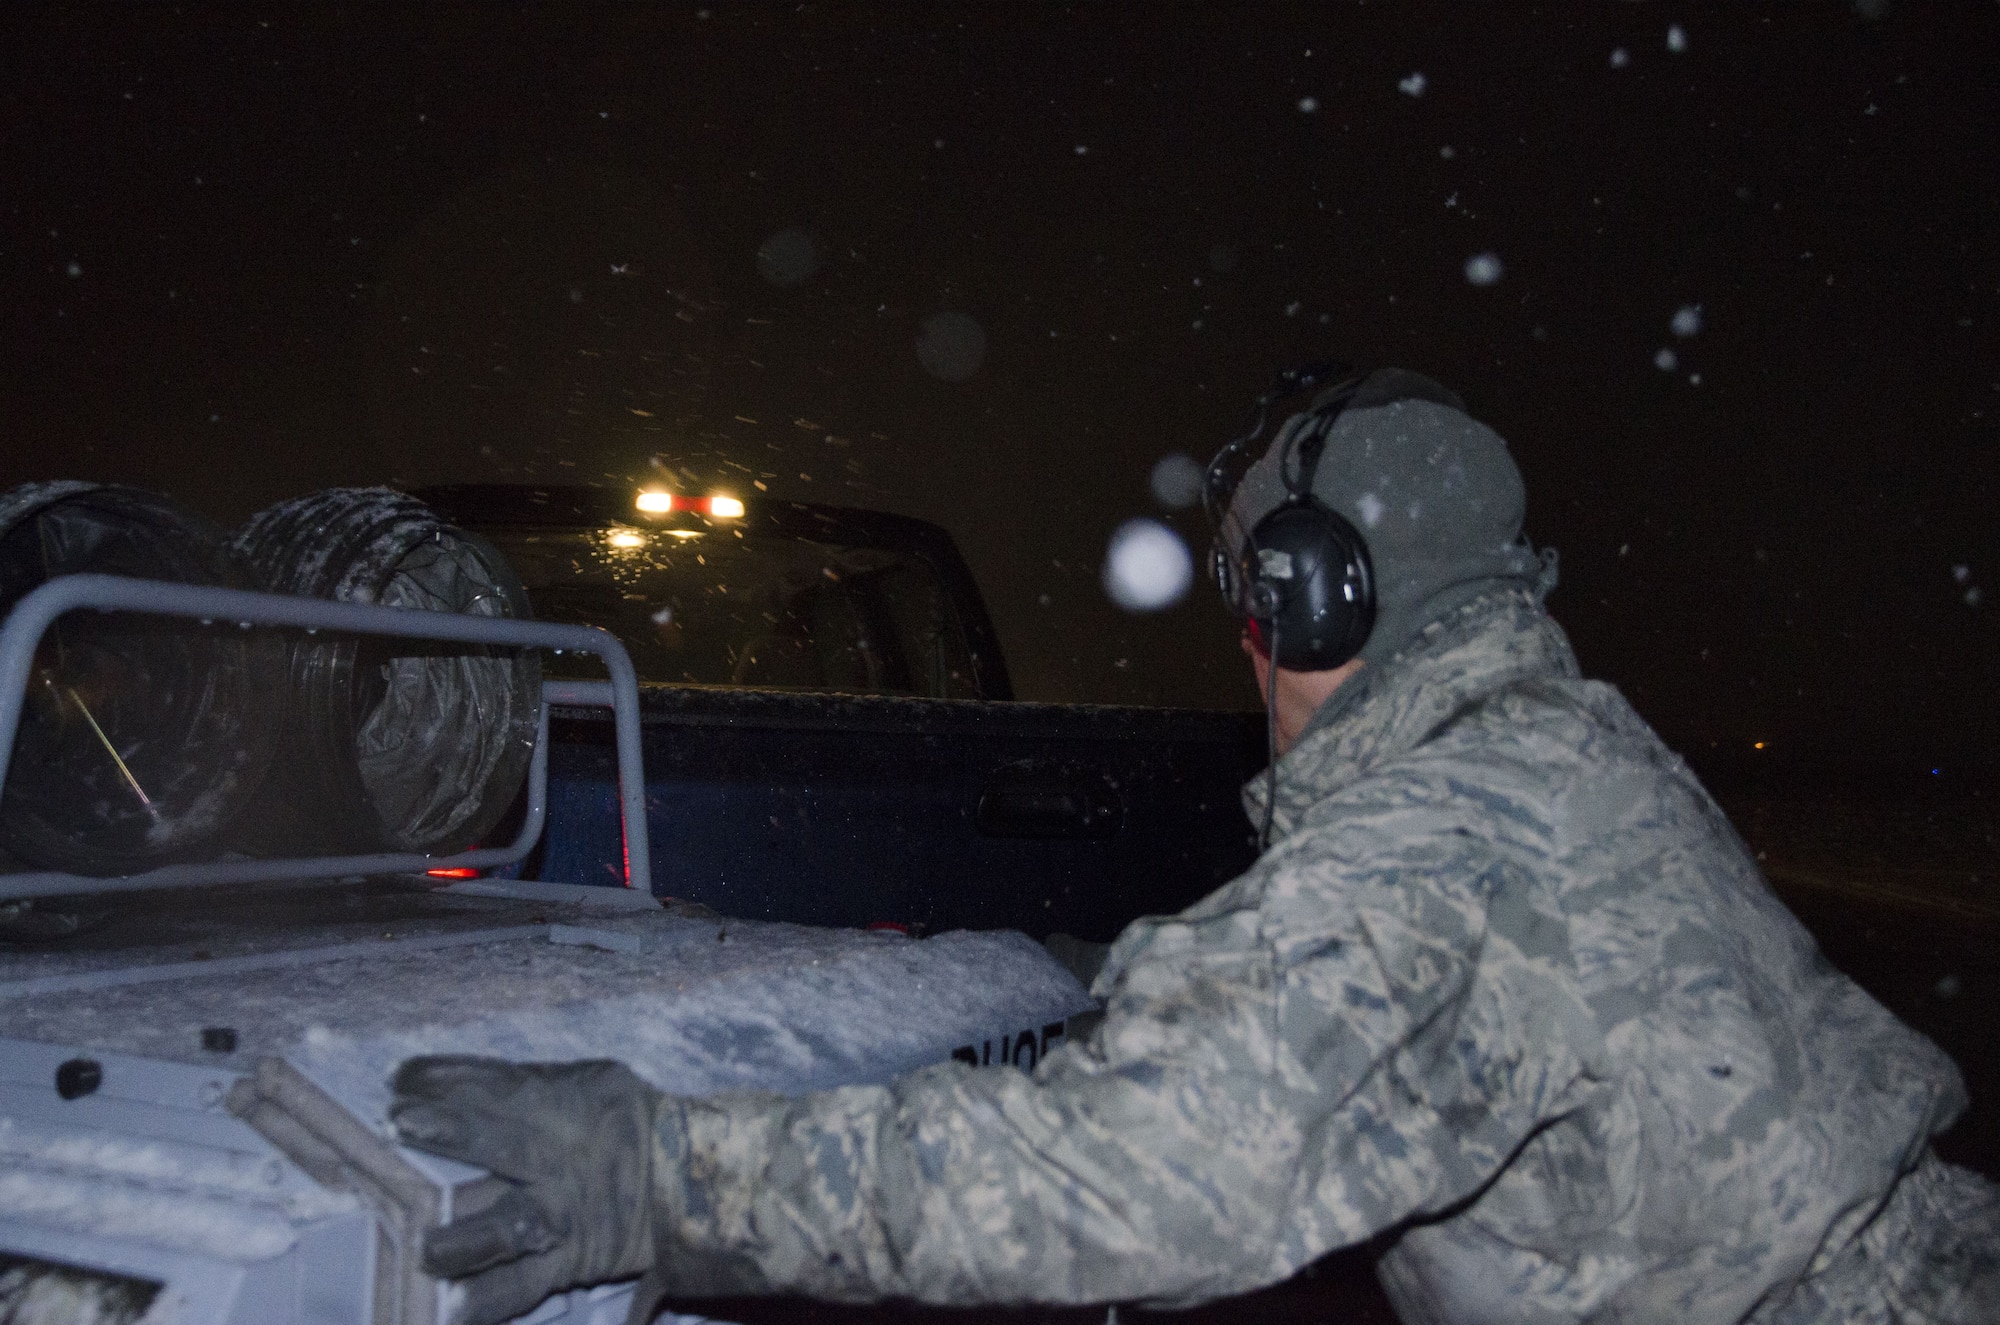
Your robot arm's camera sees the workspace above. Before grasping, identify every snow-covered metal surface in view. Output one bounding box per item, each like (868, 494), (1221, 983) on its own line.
(0, 1040), (374, 1324)
(0, 878), (1095, 1324)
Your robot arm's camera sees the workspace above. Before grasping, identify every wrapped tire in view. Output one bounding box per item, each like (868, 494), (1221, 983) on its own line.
(0, 482), (281, 875)
(232, 488), (540, 856)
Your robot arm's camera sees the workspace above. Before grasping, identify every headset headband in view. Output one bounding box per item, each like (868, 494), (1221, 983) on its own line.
(1203, 362), (1369, 613)
(1200, 360), (1352, 534)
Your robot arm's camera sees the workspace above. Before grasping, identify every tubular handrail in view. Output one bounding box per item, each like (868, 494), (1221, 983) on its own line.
(0, 573), (650, 903)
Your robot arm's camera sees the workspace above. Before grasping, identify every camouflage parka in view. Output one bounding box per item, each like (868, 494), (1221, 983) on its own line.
(646, 590), (1997, 1322)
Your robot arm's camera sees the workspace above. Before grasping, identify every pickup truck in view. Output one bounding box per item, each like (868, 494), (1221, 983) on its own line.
(414, 483), (1269, 940)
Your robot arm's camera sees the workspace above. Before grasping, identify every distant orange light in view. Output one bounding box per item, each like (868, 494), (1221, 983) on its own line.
(426, 867), (480, 879)
(637, 490), (742, 519)
(1753, 742), (1766, 750)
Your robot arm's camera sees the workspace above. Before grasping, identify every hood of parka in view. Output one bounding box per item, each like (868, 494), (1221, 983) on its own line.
(1242, 589), (1581, 838)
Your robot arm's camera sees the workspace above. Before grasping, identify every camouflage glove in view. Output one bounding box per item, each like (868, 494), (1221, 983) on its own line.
(388, 1056), (670, 1325)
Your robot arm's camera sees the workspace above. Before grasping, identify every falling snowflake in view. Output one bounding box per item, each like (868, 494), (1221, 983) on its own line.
(1398, 72), (1427, 97)
(915, 312), (987, 382)
(1667, 25), (1688, 53)
(1654, 348), (1680, 372)
(756, 230), (820, 287)
(65, 262), (82, 278)
(1298, 96), (1319, 113)
(1671, 304), (1704, 337)
(1609, 48), (1631, 69)
(1464, 252), (1503, 286)
(1150, 454), (1206, 510)
(1954, 565), (1982, 606)
(1103, 520), (1194, 612)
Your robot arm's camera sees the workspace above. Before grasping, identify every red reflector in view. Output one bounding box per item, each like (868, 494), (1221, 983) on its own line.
(426, 867), (480, 879)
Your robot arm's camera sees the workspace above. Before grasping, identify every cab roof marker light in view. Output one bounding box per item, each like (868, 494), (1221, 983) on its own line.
(639, 491), (741, 518)
(426, 867), (481, 879)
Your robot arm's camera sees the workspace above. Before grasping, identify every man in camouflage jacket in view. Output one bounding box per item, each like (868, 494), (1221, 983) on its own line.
(392, 370), (1999, 1324)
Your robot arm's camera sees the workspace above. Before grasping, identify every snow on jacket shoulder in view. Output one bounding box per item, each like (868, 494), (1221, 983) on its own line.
(649, 590), (1973, 1324)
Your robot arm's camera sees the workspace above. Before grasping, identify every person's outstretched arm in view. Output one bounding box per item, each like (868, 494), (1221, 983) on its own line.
(394, 791), (1602, 1324)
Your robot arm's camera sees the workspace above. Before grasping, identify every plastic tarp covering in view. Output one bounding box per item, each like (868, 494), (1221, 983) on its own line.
(359, 535), (536, 851)
(0, 482), (279, 874)
(232, 488), (540, 855)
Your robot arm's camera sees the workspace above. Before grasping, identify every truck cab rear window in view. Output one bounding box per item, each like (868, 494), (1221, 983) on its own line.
(488, 524), (981, 698)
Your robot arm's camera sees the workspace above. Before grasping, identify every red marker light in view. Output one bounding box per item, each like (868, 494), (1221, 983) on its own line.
(426, 867), (480, 879)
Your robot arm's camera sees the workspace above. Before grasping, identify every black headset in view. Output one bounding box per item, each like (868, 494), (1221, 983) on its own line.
(1203, 362), (1377, 672)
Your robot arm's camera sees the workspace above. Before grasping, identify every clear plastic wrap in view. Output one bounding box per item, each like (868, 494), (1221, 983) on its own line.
(0, 483), (281, 874)
(231, 488), (540, 855)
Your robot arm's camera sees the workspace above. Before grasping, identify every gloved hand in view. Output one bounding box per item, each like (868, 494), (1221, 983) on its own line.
(388, 1056), (669, 1325)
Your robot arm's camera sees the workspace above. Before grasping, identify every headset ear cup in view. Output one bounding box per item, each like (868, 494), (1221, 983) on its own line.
(1246, 501), (1375, 671)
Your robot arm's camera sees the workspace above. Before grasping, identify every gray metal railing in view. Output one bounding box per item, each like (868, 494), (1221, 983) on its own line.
(0, 573), (650, 903)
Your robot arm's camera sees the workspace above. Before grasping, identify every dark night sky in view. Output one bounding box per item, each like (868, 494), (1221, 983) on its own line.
(2, 2), (1995, 775)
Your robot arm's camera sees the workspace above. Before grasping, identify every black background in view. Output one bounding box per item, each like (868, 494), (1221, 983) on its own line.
(3, 1), (1996, 780)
